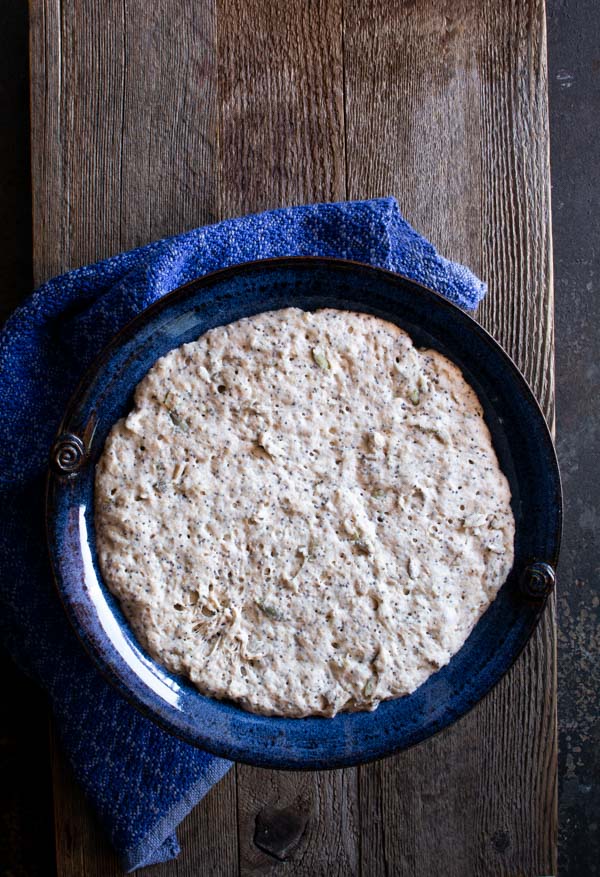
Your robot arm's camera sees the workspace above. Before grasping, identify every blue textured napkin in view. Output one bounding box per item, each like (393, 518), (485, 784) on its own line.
(0, 198), (485, 871)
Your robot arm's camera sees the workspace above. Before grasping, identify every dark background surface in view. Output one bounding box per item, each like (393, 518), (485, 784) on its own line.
(548, 0), (600, 873)
(0, 1), (597, 875)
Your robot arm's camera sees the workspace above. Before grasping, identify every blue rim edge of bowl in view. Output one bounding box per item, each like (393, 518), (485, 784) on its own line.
(45, 256), (563, 770)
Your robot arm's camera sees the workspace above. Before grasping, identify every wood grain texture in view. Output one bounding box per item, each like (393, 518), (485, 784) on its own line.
(30, 0), (220, 284)
(29, 0), (556, 874)
(217, 0), (346, 217)
(345, 2), (556, 875)
(216, 6), (360, 874)
(31, 2), (238, 876)
(236, 764), (360, 876)
(29, 0), (65, 282)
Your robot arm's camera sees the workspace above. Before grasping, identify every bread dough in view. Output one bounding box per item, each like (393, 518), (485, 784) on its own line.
(95, 307), (515, 717)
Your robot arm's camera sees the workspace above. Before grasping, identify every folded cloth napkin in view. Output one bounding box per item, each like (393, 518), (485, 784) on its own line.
(0, 197), (485, 871)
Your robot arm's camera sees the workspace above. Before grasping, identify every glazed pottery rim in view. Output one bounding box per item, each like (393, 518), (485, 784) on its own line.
(46, 256), (562, 770)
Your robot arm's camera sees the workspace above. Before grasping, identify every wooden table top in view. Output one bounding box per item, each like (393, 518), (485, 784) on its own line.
(29, 1), (556, 874)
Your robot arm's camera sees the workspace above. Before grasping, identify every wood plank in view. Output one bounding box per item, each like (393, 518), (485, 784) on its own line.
(30, 0), (220, 284)
(118, 0), (220, 249)
(235, 764), (360, 876)
(216, 0), (346, 217)
(30, 0), (556, 875)
(344, 1), (556, 874)
(215, 2), (361, 874)
(30, 2), (239, 875)
(29, 0), (66, 282)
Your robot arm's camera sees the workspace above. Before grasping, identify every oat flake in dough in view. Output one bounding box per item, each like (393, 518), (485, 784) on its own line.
(95, 307), (515, 718)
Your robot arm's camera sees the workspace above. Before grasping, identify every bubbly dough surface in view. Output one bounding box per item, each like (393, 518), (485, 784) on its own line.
(95, 307), (515, 717)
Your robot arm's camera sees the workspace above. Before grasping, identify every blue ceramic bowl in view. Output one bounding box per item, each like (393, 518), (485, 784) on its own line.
(46, 258), (561, 769)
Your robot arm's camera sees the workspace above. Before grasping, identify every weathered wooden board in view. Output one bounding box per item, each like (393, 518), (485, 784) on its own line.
(29, 0), (556, 874)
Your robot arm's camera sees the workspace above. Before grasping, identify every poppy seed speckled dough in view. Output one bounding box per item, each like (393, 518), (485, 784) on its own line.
(94, 308), (515, 717)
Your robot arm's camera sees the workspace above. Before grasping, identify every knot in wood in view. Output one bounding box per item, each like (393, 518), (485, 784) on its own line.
(253, 802), (311, 861)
